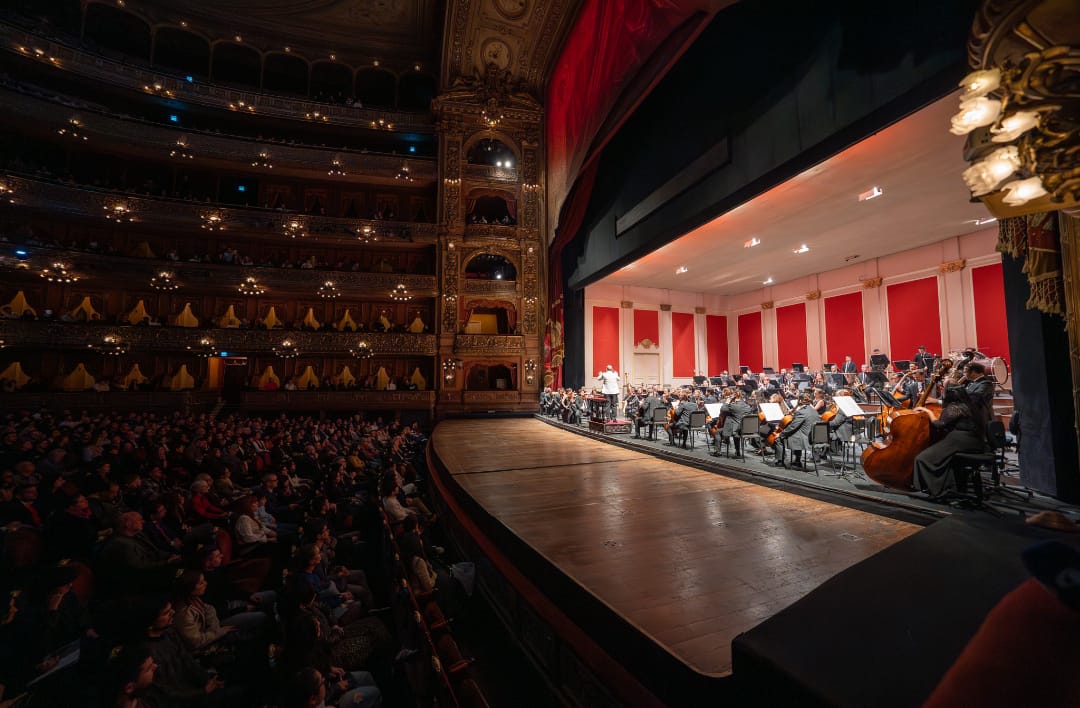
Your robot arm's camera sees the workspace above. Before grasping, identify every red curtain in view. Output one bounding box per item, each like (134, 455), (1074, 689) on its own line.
(737, 311), (763, 371)
(546, 0), (713, 238)
(887, 277), (941, 361)
(775, 303), (808, 370)
(824, 292), (864, 367)
(706, 314), (728, 373)
(671, 312), (695, 377)
(633, 309), (659, 347)
(591, 306), (621, 378)
(971, 263), (1011, 362)
(465, 188), (517, 220)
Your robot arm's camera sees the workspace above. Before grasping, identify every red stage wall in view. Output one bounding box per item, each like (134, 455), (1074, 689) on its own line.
(775, 303), (808, 370)
(824, 292), (865, 367)
(592, 306), (621, 377)
(671, 312), (696, 377)
(706, 314), (728, 374)
(633, 309), (659, 347)
(887, 277), (942, 362)
(737, 311), (764, 371)
(971, 262), (1011, 362)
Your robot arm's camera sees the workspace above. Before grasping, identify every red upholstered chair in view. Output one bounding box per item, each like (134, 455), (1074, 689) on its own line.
(3, 527), (43, 569)
(68, 561), (95, 606)
(214, 527), (233, 564)
(435, 634), (473, 676)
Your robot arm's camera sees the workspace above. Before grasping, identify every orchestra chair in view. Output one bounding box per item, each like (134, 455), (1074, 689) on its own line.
(807, 421), (834, 477)
(952, 421), (1032, 506)
(738, 415), (759, 462)
(649, 408), (668, 441)
(839, 418), (871, 477)
(687, 411), (708, 450)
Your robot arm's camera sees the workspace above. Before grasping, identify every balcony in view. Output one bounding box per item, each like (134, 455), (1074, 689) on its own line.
(462, 279), (519, 297)
(0, 22), (434, 133)
(464, 223), (519, 239)
(0, 320), (438, 356)
(453, 334), (525, 355)
(463, 163), (519, 184)
(0, 389), (436, 413)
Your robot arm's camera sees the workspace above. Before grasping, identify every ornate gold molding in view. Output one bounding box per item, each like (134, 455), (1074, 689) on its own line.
(453, 334), (525, 354)
(940, 259), (967, 273)
(761, 301), (774, 310)
(621, 300), (634, 309)
(694, 306), (707, 314)
(659, 304), (672, 312)
(637, 338), (656, 350)
(806, 290), (822, 300)
(862, 277), (883, 289)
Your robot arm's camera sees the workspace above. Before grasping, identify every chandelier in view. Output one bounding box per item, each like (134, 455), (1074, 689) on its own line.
(252, 150), (274, 169)
(57, 118), (87, 141)
(356, 223), (378, 243)
(328, 158), (347, 177)
(951, 19), (1080, 214)
(305, 110), (329, 122)
(150, 271), (179, 291)
(186, 336), (218, 358)
(39, 262), (79, 283)
(390, 283), (411, 301)
(480, 98), (504, 129)
(104, 203), (135, 223)
(395, 162), (412, 181)
(0, 181), (13, 204)
(273, 338), (299, 358)
(238, 276), (266, 296)
(200, 212), (225, 231)
(88, 334), (128, 356)
(170, 137), (194, 160)
(282, 218), (306, 239)
(350, 341), (375, 360)
(317, 280), (340, 299)
(369, 118), (395, 130)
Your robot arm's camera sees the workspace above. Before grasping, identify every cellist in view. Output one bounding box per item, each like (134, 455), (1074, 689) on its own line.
(712, 389), (752, 458)
(772, 392), (820, 469)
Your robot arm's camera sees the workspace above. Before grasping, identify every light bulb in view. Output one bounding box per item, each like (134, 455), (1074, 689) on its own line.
(990, 111), (1040, 143)
(961, 146), (1021, 196)
(949, 97), (1002, 135)
(1000, 176), (1048, 206)
(958, 68), (1001, 101)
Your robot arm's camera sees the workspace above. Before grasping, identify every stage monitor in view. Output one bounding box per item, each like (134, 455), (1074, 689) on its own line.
(791, 363), (804, 373)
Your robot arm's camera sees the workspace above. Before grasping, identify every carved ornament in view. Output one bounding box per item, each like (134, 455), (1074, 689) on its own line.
(761, 301), (774, 310)
(694, 306), (706, 314)
(806, 290), (822, 300)
(621, 301), (634, 309)
(659, 304), (672, 312)
(862, 277), (884, 289)
(939, 259), (967, 274)
(454, 334), (525, 354)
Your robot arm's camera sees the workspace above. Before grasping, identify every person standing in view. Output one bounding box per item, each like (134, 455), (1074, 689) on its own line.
(597, 365), (621, 422)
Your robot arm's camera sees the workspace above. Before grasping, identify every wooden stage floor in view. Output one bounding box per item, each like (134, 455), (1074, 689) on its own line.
(432, 418), (921, 677)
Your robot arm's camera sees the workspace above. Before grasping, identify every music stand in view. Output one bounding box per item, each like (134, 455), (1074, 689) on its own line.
(791, 363), (804, 373)
(893, 359), (912, 371)
(871, 387), (905, 410)
(693, 375), (706, 385)
(740, 365), (750, 374)
(709, 376), (724, 386)
(870, 353), (890, 371)
(762, 367), (775, 375)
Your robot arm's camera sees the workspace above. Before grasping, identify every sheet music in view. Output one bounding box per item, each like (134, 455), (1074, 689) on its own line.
(704, 403), (722, 418)
(833, 395), (863, 417)
(759, 402), (784, 423)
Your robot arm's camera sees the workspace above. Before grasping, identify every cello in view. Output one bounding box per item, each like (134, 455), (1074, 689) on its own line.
(860, 359), (953, 490)
(766, 396), (794, 447)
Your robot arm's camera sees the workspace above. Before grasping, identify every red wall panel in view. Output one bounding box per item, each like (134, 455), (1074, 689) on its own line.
(737, 311), (763, 372)
(633, 309), (659, 347)
(706, 315), (728, 374)
(824, 292), (865, 367)
(887, 277), (942, 362)
(591, 306), (621, 377)
(971, 262), (1011, 362)
(775, 303), (808, 370)
(671, 312), (696, 377)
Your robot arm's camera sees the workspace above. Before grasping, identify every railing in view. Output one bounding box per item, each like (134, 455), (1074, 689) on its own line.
(462, 279), (519, 296)
(462, 163), (519, 184)
(4, 246), (438, 296)
(0, 320), (438, 355)
(0, 389), (436, 412)
(464, 223), (519, 239)
(0, 22), (434, 132)
(0, 175), (439, 244)
(0, 85), (436, 181)
(453, 334), (525, 354)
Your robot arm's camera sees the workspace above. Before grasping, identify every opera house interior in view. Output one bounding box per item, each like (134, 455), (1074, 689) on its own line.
(0, 0), (1078, 706)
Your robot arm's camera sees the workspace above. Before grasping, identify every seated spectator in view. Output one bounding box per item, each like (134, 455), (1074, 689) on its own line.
(172, 569), (268, 652)
(189, 479), (228, 524)
(97, 511), (180, 594)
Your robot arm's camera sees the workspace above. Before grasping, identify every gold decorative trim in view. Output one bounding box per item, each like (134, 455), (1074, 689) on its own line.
(659, 304), (672, 311)
(806, 290), (822, 301)
(694, 306), (706, 314)
(637, 338), (656, 350)
(620, 300), (634, 309)
(761, 301), (774, 310)
(939, 259), (967, 274)
(862, 277), (883, 289)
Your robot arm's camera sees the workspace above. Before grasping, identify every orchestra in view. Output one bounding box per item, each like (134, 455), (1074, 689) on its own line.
(539, 344), (1007, 499)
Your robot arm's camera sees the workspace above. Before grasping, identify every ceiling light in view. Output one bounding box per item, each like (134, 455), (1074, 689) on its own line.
(675, 265), (688, 274)
(974, 217), (997, 226)
(390, 284), (412, 301)
(949, 97), (1002, 135)
(317, 281), (340, 299)
(990, 111), (1040, 143)
(150, 271), (179, 291)
(858, 186), (884, 202)
(744, 237), (761, 248)
(999, 176), (1048, 207)
(844, 254), (861, 262)
(328, 158), (347, 176)
(793, 244), (809, 254)
(414, 63), (421, 71)
(238, 276), (266, 296)
(962, 146), (1021, 196)
(763, 277), (774, 285)
(958, 68), (1001, 101)
(234, 35), (243, 42)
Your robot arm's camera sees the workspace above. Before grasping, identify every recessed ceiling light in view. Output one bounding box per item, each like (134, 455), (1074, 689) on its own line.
(858, 186), (884, 202)
(676, 265), (689, 274)
(843, 254), (860, 262)
(793, 244), (809, 254)
(744, 237), (761, 248)
(763, 277), (774, 285)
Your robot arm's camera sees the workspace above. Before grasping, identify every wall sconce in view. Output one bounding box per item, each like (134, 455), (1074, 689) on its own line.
(442, 358), (458, 384)
(525, 359), (537, 385)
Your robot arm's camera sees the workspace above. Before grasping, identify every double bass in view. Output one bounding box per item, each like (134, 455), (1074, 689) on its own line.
(860, 358), (953, 490)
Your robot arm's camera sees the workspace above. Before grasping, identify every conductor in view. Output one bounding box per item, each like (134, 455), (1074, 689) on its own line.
(597, 364), (621, 422)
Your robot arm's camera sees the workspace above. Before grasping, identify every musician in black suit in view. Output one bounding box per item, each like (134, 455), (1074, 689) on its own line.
(712, 390), (753, 457)
(891, 372), (920, 407)
(635, 389), (663, 439)
(773, 393), (820, 469)
(668, 394), (694, 447)
(841, 356), (858, 375)
(913, 345), (935, 372)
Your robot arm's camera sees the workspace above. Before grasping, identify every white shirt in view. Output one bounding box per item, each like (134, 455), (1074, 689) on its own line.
(598, 370), (620, 395)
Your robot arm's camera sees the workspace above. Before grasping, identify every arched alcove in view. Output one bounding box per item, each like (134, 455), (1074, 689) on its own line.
(212, 43), (261, 87)
(263, 53), (309, 96)
(465, 254), (517, 281)
(462, 299), (518, 335)
(311, 61), (353, 100)
(355, 68), (396, 108)
(153, 27), (210, 76)
(398, 72), (437, 111)
(466, 138), (517, 167)
(466, 189), (517, 225)
(84, 4), (151, 59)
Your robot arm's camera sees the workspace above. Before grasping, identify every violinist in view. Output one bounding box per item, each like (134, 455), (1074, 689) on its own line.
(563, 390), (581, 424)
(711, 389), (752, 457)
(624, 388), (642, 426)
(772, 393), (820, 469)
(634, 388), (663, 439)
(811, 388), (829, 415)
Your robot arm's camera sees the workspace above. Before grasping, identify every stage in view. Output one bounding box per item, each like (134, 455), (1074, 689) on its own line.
(430, 418), (922, 700)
